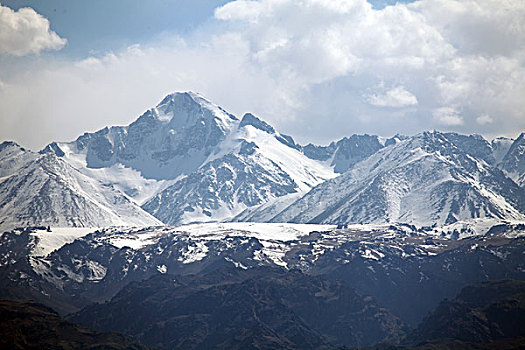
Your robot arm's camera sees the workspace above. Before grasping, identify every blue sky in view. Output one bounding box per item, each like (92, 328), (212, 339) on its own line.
(2, 0), (410, 56)
(2, 0), (230, 56)
(0, 0), (524, 150)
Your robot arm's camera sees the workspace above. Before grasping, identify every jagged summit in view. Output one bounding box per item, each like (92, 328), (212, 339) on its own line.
(492, 136), (515, 164)
(40, 142), (65, 157)
(239, 113), (275, 134)
(0, 140), (37, 178)
(56, 91), (242, 180)
(0, 141), (25, 157)
(153, 91), (238, 128)
(302, 134), (389, 173)
(0, 140), (23, 151)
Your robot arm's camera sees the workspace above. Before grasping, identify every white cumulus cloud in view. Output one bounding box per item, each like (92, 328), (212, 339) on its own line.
(0, 4), (66, 56)
(433, 107), (463, 126)
(366, 86), (418, 108)
(476, 114), (493, 125)
(215, 0), (453, 86)
(410, 0), (525, 56)
(1, 0), (525, 149)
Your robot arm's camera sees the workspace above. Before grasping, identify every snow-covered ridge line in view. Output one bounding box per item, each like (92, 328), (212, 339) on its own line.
(270, 131), (525, 226)
(29, 227), (96, 257)
(21, 219), (524, 264)
(2, 92), (524, 230)
(96, 221), (525, 268)
(4, 220), (521, 303)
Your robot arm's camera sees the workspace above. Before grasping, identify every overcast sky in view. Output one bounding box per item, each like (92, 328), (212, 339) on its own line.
(0, 0), (524, 150)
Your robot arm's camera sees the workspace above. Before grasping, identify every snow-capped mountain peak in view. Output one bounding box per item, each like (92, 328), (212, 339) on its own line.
(55, 92), (242, 182)
(0, 141), (37, 178)
(14, 92), (336, 227)
(142, 108), (337, 225)
(270, 130), (525, 226)
(239, 113), (276, 134)
(154, 91), (237, 131)
(0, 150), (160, 230)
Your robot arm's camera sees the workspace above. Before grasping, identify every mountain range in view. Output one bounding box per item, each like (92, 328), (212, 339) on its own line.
(2, 223), (524, 348)
(1, 91), (524, 230)
(1, 92), (525, 348)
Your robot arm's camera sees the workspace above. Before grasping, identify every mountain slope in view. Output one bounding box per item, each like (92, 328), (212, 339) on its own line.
(0, 300), (149, 350)
(500, 133), (525, 186)
(42, 92), (335, 225)
(0, 141), (37, 178)
(272, 131), (525, 226)
(74, 91), (238, 180)
(0, 152), (161, 230)
(1, 222), (524, 329)
(5, 91), (524, 227)
(143, 112), (335, 224)
(70, 267), (406, 348)
(46, 92), (241, 206)
(406, 280), (525, 345)
(442, 132), (495, 165)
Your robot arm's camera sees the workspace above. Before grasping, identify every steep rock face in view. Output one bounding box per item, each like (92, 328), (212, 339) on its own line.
(0, 153), (160, 229)
(443, 132), (495, 165)
(142, 153), (297, 224)
(272, 131), (525, 226)
(41, 93), (335, 225)
(492, 136), (515, 164)
(500, 133), (525, 186)
(72, 91), (238, 180)
(331, 134), (386, 173)
(302, 142), (337, 162)
(302, 134), (385, 173)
